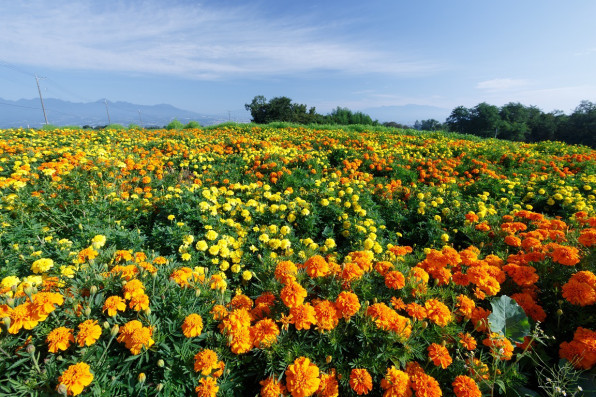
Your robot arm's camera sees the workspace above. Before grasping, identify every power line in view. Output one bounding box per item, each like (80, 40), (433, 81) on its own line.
(35, 74), (49, 125)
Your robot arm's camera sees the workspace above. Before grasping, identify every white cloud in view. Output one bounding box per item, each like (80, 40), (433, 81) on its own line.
(0, 1), (439, 80)
(476, 78), (530, 92)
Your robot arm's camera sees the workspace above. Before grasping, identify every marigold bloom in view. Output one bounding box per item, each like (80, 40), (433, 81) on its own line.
(77, 319), (102, 347)
(335, 291), (361, 320)
(482, 333), (514, 361)
(455, 295), (475, 319)
(129, 292), (150, 312)
(341, 262), (365, 283)
(349, 368), (373, 395)
(470, 307), (491, 332)
(458, 332), (477, 351)
(305, 255), (330, 278)
(550, 245), (581, 266)
(385, 270), (406, 290)
(317, 370), (339, 397)
(559, 327), (596, 369)
(182, 313), (204, 338)
(117, 320), (154, 355)
(194, 349), (219, 375)
(285, 357), (320, 397)
(410, 373), (442, 397)
(504, 235), (521, 247)
(260, 376), (286, 397)
(314, 300), (339, 332)
(275, 260), (298, 284)
(380, 366), (411, 397)
(281, 281), (308, 308)
(290, 303), (317, 331)
(47, 327), (74, 353)
(32, 291), (64, 315)
(57, 362), (94, 396)
(31, 258), (54, 274)
(424, 299), (451, 326)
(452, 375), (481, 397)
(428, 343), (452, 368)
(195, 376), (219, 397)
(406, 303), (426, 321)
(250, 318), (280, 348)
(578, 229), (596, 247)
(103, 295), (126, 316)
(122, 279), (145, 300)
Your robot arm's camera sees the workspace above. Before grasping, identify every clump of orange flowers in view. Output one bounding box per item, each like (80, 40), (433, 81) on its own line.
(57, 362), (94, 396)
(285, 357), (320, 397)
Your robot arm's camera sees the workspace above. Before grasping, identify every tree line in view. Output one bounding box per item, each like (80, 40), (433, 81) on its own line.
(244, 95), (381, 126)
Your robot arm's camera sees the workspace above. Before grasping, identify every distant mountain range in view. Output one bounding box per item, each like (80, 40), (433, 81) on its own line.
(0, 98), (245, 128)
(362, 105), (451, 125)
(0, 98), (452, 129)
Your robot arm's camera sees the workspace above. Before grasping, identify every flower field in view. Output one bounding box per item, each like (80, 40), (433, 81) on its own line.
(0, 125), (595, 396)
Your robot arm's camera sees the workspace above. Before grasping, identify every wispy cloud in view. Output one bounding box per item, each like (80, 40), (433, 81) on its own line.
(0, 1), (439, 80)
(476, 78), (530, 92)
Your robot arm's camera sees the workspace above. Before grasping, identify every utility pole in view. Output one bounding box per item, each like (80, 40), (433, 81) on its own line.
(104, 99), (111, 124)
(35, 74), (49, 125)
(138, 110), (143, 127)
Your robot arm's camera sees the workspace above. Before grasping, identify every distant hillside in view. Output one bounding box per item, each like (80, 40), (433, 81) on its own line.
(0, 98), (241, 128)
(361, 104), (451, 125)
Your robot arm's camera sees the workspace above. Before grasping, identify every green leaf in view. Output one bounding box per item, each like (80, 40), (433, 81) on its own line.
(488, 295), (531, 343)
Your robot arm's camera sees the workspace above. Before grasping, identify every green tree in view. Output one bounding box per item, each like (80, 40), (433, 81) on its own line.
(446, 106), (472, 133)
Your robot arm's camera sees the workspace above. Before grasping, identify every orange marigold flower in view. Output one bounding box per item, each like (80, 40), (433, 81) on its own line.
(281, 281), (308, 308)
(559, 327), (596, 369)
(222, 308), (252, 335)
(550, 245), (581, 266)
(305, 255), (330, 278)
(335, 291), (361, 320)
(285, 357), (320, 397)
(578, 229), (596, 247)
(250, 318), (280, 348)
(195, 376), (219, 397)
(375, 261), (394, 276)
(380, 366), (412, 397)
(389, 245), (413, 256)
(194, 349), (219, 375)
(210, 304), (228, 321)
(405, 303), (426, 321)
(76, 320), (102, 347)
(470, 307), (491, 333)
(182, 313), (204, 338)
(32, 292), (64, 315)
(385, 270), (406, 290)
(47, 327), (74, 353)
(482, 333), (514, 361)
(209, 274), (227, 291)
(122, 279), (145, 300)
(57, 362), (94, 396)
(260, 376), (286, 397)
(428, 343), (452, 369)
(317, 370), (339, 397)
(170, 267), (195, 287)
(290, 303), (317, 331)
(458, 332), (477, 351)
(314, 300), (339, 332)
(504, 235), (521, 247)
(452, 375), (481, 397)
(129, 292), (149, 312)
(275, 260), (298, 284)
(455, 295), (475, 319)
(229, 327), (252, 354)
(341, 262), (365, 283)
(410, 373), (442, 397)
(117, 320), (154, 355)
(391, 297), (406, 311)
(103, 295), (126, 316)
(424, 299), (451, 327)
(349, 368), (373, 395)
(229, 294), (254, 311)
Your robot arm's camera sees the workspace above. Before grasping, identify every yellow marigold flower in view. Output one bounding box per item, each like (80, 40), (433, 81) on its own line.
(182, 313), (204, 338)
(91, 235), (106, 249)
(205, 230), (218, 241)
(285, 357), (320, 397)
(195, 240), (209, 251)
(9, 302), (42, 334)
(102, 296), (126, 316)
(47, 327), (74, 353)
(76, 319), (102, 347)
(57, 362), (94, 396)
(31, 258), (54, 274)
(32, 291), (64, 315)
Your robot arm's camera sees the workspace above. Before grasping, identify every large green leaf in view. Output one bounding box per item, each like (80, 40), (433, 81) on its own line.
(488, 295), (531, 343)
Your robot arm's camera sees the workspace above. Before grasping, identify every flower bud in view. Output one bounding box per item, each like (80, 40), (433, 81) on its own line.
(26, 344), (36, 354)
(90, 285), (98, 295)
(157, 359), (165, 368)
(195, 288), (201, 297)
(2, 317), (10, 328)
(84, 306), (91, 317)
(111, 324), (120, 337)
(103, 321), (110, 329)
(556, 309), (563, 316)
(144, 307), (151, 316)
(325, 355), (332, 364)
(138, 373), (146, 384)
(156, 383), (164, 392)
(57, 383), (68, 396)
(6, 298), (15, 308)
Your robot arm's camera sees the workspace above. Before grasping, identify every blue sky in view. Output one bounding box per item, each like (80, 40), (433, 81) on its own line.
(1, 0), (595, 120)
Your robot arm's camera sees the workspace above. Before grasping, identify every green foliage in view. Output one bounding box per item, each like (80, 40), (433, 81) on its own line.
(183, 121), (201, 129)
(488, 296), (531, 343)
(165, 119), (184, 130)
